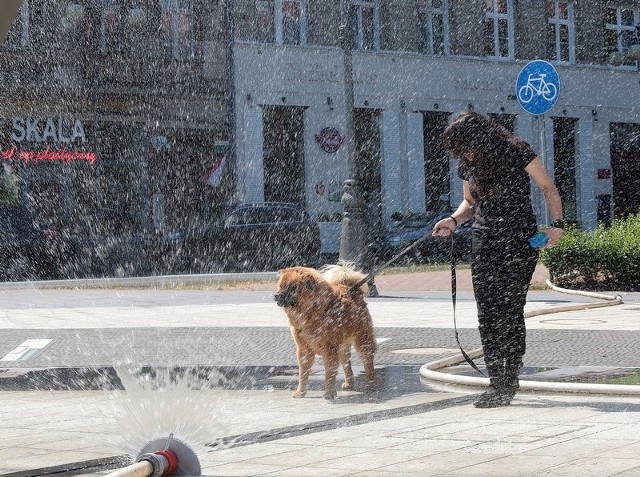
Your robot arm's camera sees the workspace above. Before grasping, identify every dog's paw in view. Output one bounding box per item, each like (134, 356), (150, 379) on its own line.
(292, 390), (307, 398)
(365, 381), (377, 392)
(323, 390), (337, 400)
(341, 381), (354, 391)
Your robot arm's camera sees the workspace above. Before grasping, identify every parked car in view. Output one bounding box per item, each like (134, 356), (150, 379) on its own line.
(0, 205), (68, 281)
(182, 202), (321, 272)
(68, 208), (151, 278)
(372, 211), (473, 264)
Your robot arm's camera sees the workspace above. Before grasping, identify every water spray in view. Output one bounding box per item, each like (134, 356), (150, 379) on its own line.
(106, 433), (201, 477)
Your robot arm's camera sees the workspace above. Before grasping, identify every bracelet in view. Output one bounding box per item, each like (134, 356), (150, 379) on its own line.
(550, 219), (565, 229)
(448, 215), (458, 227)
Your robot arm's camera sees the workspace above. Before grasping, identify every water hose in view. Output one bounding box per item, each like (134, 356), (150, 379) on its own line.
(544, 278), (623, 302)
(105, 451), (177, 477)
(105, 460), (161, 477)
(419, 281), (636, 395)
(105, 434), (200, 477)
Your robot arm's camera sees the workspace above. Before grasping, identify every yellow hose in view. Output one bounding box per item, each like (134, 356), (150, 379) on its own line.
(104, 461), (154, 477)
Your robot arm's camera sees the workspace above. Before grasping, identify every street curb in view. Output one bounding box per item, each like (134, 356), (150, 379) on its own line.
(0, 272), (279, 290)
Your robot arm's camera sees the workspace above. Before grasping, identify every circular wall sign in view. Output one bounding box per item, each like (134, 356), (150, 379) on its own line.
(315, 127), (344, 153)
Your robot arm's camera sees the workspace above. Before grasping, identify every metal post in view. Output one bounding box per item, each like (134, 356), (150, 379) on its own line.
(338, 1), (378, 297)
(339, 179), (363, 261)
(539, 115), (549, 225)
(225, 0), (237, 207)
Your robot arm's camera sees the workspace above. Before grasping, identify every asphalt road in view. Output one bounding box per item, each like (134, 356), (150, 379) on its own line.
(1, 288), (639, 393)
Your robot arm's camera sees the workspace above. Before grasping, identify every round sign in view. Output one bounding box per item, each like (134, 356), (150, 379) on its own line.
(515, 60), (560, 115)
(314, 127), (344, 153)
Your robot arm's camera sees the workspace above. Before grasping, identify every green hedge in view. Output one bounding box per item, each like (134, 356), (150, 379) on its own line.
(540, 213), (640, 291)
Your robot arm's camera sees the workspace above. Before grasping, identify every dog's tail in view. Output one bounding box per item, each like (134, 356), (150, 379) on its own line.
(319, 263), (369, 294)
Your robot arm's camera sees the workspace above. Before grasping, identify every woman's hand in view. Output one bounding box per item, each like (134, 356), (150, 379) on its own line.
(432, 217), (456, 237)
(542, 226), (563, 247)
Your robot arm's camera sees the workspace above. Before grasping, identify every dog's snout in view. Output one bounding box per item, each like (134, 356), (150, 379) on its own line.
(275, 292), (297, 308)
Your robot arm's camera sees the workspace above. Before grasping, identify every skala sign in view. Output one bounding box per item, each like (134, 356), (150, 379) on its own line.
(3, 117), (95, 165)
(11, 117), (87, 144)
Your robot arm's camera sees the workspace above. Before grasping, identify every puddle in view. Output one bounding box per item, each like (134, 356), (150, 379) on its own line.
(0, 364), (431, 395)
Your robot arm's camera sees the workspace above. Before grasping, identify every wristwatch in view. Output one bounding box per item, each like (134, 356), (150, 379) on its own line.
(550, 219), (565, 229)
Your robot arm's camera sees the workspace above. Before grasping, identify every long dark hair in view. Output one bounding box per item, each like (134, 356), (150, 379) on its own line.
(442, 110), (513, 198)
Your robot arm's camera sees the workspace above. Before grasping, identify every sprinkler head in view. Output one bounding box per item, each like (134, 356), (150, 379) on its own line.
(154, 450), (178, 475)
(137, 435), (201, 476)
(136, 451), (177, 477)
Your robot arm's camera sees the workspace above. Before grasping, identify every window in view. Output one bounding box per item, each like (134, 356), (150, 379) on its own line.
(160, 0), (194, 59)
(100, 0), (123, 54)
(605, 6), (640, 68)
(256, 0), (306, 46)
(49, 1), (89, 50)
(547, 0), (575, 64)
(553, 117), (578, 223)
(99, 164), (141, 234)
(225, 209), (252, 226)
(350, 0), (379, 50)
(5, 1), (89, 51)
(416, 0), (449, 55)
(484, 0), (513, 59)
(422, 111), (450, 213)
(256, 0), (275, 42)
(100, 0), (194, 59)
(97, 123), (143, 232)
(271, 206), (302, 223)
(610, 123), (640, 219)
(100, 0), (148, 56)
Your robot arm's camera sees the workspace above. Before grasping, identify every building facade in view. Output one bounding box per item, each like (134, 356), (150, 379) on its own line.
(232, 0), (640, 253)
(1, 0), (639, 269)
(0, 0), (232, 276)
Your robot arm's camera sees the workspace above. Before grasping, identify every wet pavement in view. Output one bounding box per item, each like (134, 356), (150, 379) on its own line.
(1, 271), (640, 476)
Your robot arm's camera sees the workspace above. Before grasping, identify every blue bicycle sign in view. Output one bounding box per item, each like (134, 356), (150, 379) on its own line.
(515, 60), (560, 115)
(518, 73), (557, 103)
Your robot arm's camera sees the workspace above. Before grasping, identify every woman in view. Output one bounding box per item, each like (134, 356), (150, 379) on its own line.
(432, 110), (564, 408)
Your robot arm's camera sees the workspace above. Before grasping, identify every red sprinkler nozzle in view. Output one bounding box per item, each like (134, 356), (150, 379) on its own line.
(136, 449), (179, 477)
(135, 434), (201, 476)
(154, 450), (178, 476)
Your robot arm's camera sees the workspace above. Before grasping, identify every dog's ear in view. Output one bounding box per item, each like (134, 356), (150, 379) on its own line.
(302, 274), (317, 292)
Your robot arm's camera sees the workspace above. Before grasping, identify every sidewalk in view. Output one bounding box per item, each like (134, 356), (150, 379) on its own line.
(1, 270), (640, 476)
(373, 263), (551, 292)
(202, 263), (552, 294)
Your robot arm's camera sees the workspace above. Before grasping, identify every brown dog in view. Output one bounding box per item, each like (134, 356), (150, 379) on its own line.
(275, 264), (376, 399)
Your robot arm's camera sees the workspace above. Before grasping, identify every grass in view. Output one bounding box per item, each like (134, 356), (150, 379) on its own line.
(528, 282), (551, 291)
(378, 262), (471, 275)
(529, 367), (640, 385)
(573, 369), (640, 386)
(535, 368), (640, 386)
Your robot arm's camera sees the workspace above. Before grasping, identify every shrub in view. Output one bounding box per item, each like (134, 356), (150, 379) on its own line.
(541, 213), (640, 291)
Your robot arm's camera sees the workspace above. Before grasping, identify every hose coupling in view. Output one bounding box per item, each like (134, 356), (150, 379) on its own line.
(136, 449), (178, 477)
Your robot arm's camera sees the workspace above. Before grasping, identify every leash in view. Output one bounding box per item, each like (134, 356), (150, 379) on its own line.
(346, 227), (485, 376)
(450, 235), (485, 376)
(349, 231), (433, 293)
